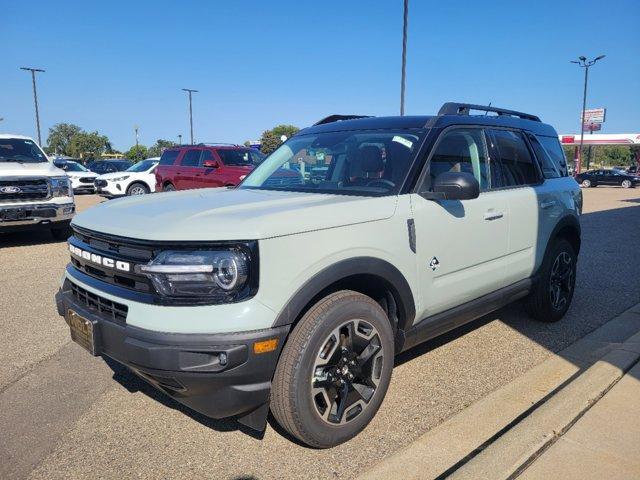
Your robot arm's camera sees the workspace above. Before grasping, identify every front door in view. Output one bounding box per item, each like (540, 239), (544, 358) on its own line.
(411, 127), (509, 321)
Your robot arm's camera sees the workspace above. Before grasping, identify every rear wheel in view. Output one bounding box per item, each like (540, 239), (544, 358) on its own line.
(622, 179), (632, 189)
(163, 183), (176, 192)
(271, 290), (394, 448)
(127, 182), (150, 196)
(581, 179), (592, 188)
(525, 239), (577, 322)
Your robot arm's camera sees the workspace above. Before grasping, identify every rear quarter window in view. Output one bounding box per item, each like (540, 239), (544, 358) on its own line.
(159, 150), (180, 166)
(537, 136), (569, 177)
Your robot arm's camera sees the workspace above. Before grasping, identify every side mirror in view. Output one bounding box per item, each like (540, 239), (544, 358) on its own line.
(421, 171), (480, 201)
(203, 159), (219, 168)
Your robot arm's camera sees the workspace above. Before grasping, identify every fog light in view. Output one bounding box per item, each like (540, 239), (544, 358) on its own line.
(62, 206), (74, 214)
(218, 352), (227, 366)
(254, 338), (278, 354)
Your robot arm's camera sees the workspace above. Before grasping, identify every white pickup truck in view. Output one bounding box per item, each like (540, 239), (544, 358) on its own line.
(0, 134), (75, 239)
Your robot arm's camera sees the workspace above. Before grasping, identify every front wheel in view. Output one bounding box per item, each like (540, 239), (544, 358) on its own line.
(525, 239), (577, 322)
(581, 179), (592, 188)
(622, 179), (632, 189)
(271, 290), (394, 448)
(127, 182), (150, 196)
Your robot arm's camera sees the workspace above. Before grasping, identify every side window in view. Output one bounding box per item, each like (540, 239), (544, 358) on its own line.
(527, 133), (560, 179)
(490, 129), (540, 187)
(180, 149), (201, 167)
(428, 128), (489, 190)
(200, 150), (215, 165)
(537, 136), (568, 177)
(159, 150), (179, 166)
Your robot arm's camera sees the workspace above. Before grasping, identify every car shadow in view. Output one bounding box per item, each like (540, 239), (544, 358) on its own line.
(0, 230), (68, 247)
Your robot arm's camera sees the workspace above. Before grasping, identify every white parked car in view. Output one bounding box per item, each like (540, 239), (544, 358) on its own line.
(57, 160), (98, 194)
(94, 158), (159, 197)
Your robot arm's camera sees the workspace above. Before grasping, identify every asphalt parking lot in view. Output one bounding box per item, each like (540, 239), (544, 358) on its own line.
(1, 187), (640, 480)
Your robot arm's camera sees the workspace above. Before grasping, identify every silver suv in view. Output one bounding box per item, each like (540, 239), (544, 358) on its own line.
(55, 103), (581, 447)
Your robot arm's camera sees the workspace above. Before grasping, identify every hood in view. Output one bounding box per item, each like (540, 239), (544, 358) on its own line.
(96, 171), (131, 181)
(72, 188), (398, 241)
(67, 171), (98, 178)
(0, 161), (65, 178)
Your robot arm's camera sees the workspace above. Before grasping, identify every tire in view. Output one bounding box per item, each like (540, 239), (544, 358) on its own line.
(51, 225), (72, 241)
(525, 239), (577, 322)
(127, 182), (150, 196)
(581, 179), (591, 188)
(163, 183), (176, 192)
(621, 179), (632, 189)
(271, 290), (394, 448)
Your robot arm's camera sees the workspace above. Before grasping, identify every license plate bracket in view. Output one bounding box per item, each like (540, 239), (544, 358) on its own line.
(0, 209), (27, 222)
(66, 309), (98, 355)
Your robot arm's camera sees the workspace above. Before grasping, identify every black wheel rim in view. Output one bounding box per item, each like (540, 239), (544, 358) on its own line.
(549, 252), (574, 310)
(311, 319), (384, 425)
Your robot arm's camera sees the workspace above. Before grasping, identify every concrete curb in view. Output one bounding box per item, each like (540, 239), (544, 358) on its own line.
(357, 304), (640, 480)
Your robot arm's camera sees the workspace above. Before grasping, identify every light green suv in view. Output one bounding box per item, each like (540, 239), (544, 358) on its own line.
(55, 103), (582, 447)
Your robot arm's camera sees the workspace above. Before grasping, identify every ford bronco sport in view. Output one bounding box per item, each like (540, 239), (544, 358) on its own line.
(55, 103), (581, 448)
(1, 134), (75, 238)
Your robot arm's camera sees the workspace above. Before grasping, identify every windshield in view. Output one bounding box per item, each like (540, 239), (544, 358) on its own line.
(240, 130), (423, 195)
(218, 149), (264, 166)
(126, 159), (158, 172)
(61, 161), (88, 172)
(0, 138), (48, 163)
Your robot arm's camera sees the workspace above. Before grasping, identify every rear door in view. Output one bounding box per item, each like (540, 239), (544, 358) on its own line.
(176, 148), (203, 190)
(156, 149), (181, 190)
(487, 128), (545, 285)
(411, 126), (510, 320)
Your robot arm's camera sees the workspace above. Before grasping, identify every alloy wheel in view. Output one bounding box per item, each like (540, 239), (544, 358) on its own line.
(549, 252), (574, 311)
(129, 185), (147, 195)
(311, 319), (384, 425)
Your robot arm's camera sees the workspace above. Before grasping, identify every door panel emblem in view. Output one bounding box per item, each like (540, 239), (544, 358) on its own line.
(429, 257), (440, 271)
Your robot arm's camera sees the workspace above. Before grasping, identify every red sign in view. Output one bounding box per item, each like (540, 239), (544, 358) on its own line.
(583, 123), (602, 132)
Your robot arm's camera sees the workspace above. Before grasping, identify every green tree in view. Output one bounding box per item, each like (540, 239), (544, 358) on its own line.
(259, 124), (299, 155)
(47, 123), (83, 156)
(68, 131), (111, 160)
(124, 145), (149, 161)
(147, 139), (176, 158)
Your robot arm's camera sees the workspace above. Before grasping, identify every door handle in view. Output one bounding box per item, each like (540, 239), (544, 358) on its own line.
(484, 211), (504, 221)
(540, 200), (557, 209)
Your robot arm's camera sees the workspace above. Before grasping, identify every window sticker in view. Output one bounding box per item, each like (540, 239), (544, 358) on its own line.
(392, 136), (413, 149)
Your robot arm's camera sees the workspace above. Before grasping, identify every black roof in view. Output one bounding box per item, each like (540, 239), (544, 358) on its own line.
(299, 102), (558, 137)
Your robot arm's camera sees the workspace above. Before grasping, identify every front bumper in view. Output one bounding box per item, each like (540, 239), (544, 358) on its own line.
(55, 280), (290, 427)
(0, 202), (75, 232)
(95, 180), (124, 197)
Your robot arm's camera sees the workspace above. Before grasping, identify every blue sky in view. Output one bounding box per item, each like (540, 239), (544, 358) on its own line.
(2, 0), (639, 151)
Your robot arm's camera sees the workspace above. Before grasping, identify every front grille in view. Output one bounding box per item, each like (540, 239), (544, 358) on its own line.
(79, 177), (94, 183)
(70, 281), (128, 323)
(0, 178), (50, 201)
(94, 179), (107, 187)
(70, 227), (155, 294)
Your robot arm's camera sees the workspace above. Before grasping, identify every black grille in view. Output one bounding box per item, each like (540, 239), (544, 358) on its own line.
(79, 177), (94, 183)
(70, 281), (128, 323)
(0, 178), (50, 201)
(95, 179), (107, 187)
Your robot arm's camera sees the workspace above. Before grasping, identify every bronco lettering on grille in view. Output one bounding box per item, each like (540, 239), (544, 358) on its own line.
(69, 244), (131, 272)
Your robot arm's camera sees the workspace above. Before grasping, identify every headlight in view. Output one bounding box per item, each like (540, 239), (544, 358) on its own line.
(50, 176), (72, 197)
(111, 175), (129, 182)
(137, 249), (252, 301)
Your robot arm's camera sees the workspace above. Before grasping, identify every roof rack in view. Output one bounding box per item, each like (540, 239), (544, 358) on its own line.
(197, 142), (241, 147)
(438, 102), (541, 122)
(313, 114), (372, 126)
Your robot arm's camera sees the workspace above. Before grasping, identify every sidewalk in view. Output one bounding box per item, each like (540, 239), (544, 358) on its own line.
(358, 303), (640, 480)
(519, 360), (640, 480)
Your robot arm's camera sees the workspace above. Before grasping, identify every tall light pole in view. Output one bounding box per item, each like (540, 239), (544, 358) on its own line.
(178, 134), (183, 145)
(20, 67), (45, 145)
(181, 88), (198, 144)
(571, 55), (605, 173)
(400, 0), (409, 116)
(134, 125), (140, 161)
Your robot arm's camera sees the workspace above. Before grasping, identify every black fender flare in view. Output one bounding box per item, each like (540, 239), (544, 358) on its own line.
(271, 256), (416, 332)
(536, 214), (581, 276)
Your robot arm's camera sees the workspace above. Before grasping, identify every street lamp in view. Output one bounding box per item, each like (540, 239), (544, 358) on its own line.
(134, 125), (140, 161)
(178, 134), (183, 145)
(20, 67), (45, 145)
(571, 55), (605, 173)
(399, 0), (409, 116)
(181, 88), (198, 144)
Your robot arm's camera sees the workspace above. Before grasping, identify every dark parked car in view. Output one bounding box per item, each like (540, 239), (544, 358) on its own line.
(575, 169), (640, 188)
(86, 159), (133, 175)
